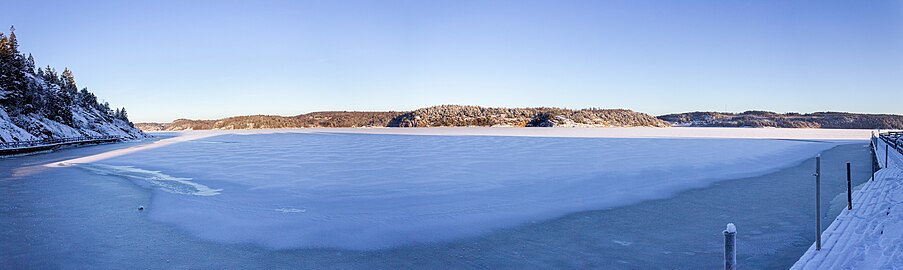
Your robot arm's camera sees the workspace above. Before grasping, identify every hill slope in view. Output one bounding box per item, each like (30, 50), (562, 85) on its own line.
(136, 105), (669, 131)
(388, 105), (670, 127)
(658, 111), (903, 129)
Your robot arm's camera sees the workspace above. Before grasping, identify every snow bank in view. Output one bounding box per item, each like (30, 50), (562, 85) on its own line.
(61, 130), (855, 250)
(47, 131), (220, 165)
(792, 137), (903, 269)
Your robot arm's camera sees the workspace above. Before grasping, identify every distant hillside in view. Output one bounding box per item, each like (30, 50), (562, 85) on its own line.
(136, 105), (669, 131)
(388, 105), (670, 127)
(0, 27), (143, 142)
(658, 111), (903, 129)
(137, 107), (903, 132)
(136, 111), (402, 131)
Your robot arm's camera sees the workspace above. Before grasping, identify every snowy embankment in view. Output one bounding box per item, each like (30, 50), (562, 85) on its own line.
(792, 136), (903, 269)
(0, 106), (143, 144)
(43, 128), (866, 250)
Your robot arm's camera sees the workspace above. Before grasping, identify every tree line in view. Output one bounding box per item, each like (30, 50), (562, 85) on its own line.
(0, 26), (130, 125)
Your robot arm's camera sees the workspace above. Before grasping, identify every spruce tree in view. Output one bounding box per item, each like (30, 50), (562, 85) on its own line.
(118, 107), (128, 120)
(61, 67), (76, 92)
(0, 26), (31, 113)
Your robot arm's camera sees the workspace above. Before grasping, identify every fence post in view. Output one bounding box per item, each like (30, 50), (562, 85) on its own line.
(724, 223), (736, 270)
(871, 138), (876, 180)
(815, 154), (822, 251)
(887, 144), (890, 168)
(847, 162), (852, 210)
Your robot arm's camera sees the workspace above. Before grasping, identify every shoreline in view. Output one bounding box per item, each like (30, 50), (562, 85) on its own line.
(145, 127), (876, 141)
(791, 134), (903, 269)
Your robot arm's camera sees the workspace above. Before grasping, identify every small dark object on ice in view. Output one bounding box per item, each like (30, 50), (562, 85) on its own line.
(138, 205), (145, 211)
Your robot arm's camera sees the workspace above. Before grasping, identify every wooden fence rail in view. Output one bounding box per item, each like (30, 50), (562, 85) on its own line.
(879, 132), (902, 156)
(0, 135), (123, 150)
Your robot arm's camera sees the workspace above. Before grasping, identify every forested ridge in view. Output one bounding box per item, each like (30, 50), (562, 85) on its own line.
(138, 107), (903, 131)
(0, 26), (143, 142)
(658, 111), (903, 129)
(136, 105), (670, 131)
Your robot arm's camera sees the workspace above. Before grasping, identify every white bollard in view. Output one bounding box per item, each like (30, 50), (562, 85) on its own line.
(724, 223), (737, 270)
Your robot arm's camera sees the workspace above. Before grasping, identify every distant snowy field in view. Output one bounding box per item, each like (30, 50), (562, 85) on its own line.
(48, 128), (869, 250)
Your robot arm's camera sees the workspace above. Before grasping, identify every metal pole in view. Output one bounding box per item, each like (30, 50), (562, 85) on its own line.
(724, 223), (736, 270)
(847, 162), (852, 210)
(887, 144), (890, 168)
(871, 139), (876, 180)
(815, 155), (822, 251)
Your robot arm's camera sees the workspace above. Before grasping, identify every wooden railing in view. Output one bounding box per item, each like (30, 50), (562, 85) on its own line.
(0, 135), (123, 150)
(878, 132), (902, 156)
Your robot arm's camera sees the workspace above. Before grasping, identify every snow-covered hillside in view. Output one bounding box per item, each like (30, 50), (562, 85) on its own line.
(0, 105), (143, 143)
(0, 28), (144, 143)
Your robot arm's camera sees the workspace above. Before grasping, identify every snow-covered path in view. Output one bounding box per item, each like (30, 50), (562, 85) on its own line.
(792, 136), (903, 269)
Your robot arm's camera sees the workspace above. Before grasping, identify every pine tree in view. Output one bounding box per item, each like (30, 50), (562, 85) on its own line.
(79, 88), (97, 107)
(0, 25), (31, 113)
(101, 101), (112, 116)
(118, 107), (128, 120)
(0, 32), (7, 101)
(61, 67), (76, 92)
(25, 53), (35, 72)
(7, 25), (17, 52)
(42, 66), (58, 85)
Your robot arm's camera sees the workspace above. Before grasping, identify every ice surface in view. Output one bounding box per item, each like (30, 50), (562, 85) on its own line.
(77, 164), (222, 196)
(2, 130), (875, 268)
(66, 130), (848, 250)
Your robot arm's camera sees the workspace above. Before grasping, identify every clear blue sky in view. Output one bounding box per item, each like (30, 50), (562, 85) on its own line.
(3, 0), (902, 122)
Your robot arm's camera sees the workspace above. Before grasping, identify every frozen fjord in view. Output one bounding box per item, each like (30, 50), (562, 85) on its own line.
(48, 131), (852, 250)
(1, 133), (872, 269)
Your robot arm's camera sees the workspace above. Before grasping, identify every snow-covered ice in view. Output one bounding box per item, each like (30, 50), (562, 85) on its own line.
(51, 129), (850, 250)
(2, 128), (876, 268)
(78, 164), (222, 196)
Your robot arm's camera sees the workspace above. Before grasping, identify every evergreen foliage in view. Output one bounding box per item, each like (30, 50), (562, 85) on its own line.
(658, 111), (903, 129)
(0, 26), (132, 126)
